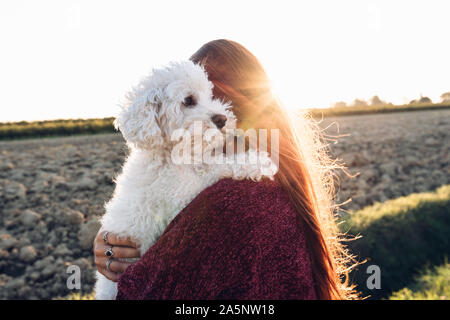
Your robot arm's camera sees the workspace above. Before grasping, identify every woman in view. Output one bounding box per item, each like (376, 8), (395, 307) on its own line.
(93, 39), (356, 299)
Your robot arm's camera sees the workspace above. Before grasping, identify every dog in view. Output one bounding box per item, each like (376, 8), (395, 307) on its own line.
(94, 61), (277, 299)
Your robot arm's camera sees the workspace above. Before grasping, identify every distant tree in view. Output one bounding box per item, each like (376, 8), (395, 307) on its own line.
(352, 99), (368, 107)
(441, 92), (450, 103)
(410, 95), (432, 104)
(418, 96), (432, 104)
(333, 101), (347, 108)
(369, 95), (386, 106)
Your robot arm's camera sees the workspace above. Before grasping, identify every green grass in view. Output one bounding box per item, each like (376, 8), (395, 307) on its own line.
(389, 262), (449, 300)
(309, 102), (450, 118)
(1, 102), (449, 140)
(0, 117), (115, 140)
(59, 292), (95, 300)
(340, 184), (450, 299)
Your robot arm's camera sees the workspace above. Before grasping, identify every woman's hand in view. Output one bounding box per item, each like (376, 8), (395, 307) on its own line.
(93, 231), (141, 282)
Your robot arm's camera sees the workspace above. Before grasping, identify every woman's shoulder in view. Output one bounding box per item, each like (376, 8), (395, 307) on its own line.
(208, 177), (281, 193)
(203, 177), (290, 208)
(161, 177), (300, 242)
(180, 177), (298, 230)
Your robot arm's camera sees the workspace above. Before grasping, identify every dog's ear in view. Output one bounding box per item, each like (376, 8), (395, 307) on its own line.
(114, 88), (164, 149)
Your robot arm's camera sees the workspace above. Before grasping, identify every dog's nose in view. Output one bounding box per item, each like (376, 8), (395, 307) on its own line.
(211, 114), (227, 129)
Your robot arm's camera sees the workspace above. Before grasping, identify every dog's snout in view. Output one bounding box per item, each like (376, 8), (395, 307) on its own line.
(211, 114), (227, 129)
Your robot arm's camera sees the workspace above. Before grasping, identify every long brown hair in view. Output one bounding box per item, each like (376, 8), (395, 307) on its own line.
(191, 39), (356, 299)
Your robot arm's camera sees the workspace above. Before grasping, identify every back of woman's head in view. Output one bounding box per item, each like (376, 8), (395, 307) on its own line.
(191, 39), (357, 299)
(191, 39), (276, 129)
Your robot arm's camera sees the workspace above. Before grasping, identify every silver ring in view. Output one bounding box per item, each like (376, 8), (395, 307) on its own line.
(104, 247), (114, 257)
(103, 231), (109, 244)
(106, 258), (113, 272)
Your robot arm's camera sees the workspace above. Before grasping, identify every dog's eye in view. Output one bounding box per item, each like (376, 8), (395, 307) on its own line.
(182, 95), (196, 108)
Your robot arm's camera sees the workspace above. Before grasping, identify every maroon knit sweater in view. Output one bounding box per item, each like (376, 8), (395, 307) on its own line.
(116, 178), (317, 300)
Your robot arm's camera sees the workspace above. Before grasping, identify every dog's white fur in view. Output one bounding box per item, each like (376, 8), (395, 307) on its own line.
(94, 61), (277, 299)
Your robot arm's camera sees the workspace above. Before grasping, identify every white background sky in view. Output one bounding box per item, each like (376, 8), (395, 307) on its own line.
(0, 0), (449, 122)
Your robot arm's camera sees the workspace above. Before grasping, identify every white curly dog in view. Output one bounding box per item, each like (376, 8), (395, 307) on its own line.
(95, 61), (277, 299)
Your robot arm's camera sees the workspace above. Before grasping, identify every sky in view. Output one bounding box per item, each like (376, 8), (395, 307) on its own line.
(0, 0), (449, 122)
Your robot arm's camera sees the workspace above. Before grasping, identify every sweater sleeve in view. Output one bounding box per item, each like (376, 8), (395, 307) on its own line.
(116, 178), (317, 300)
